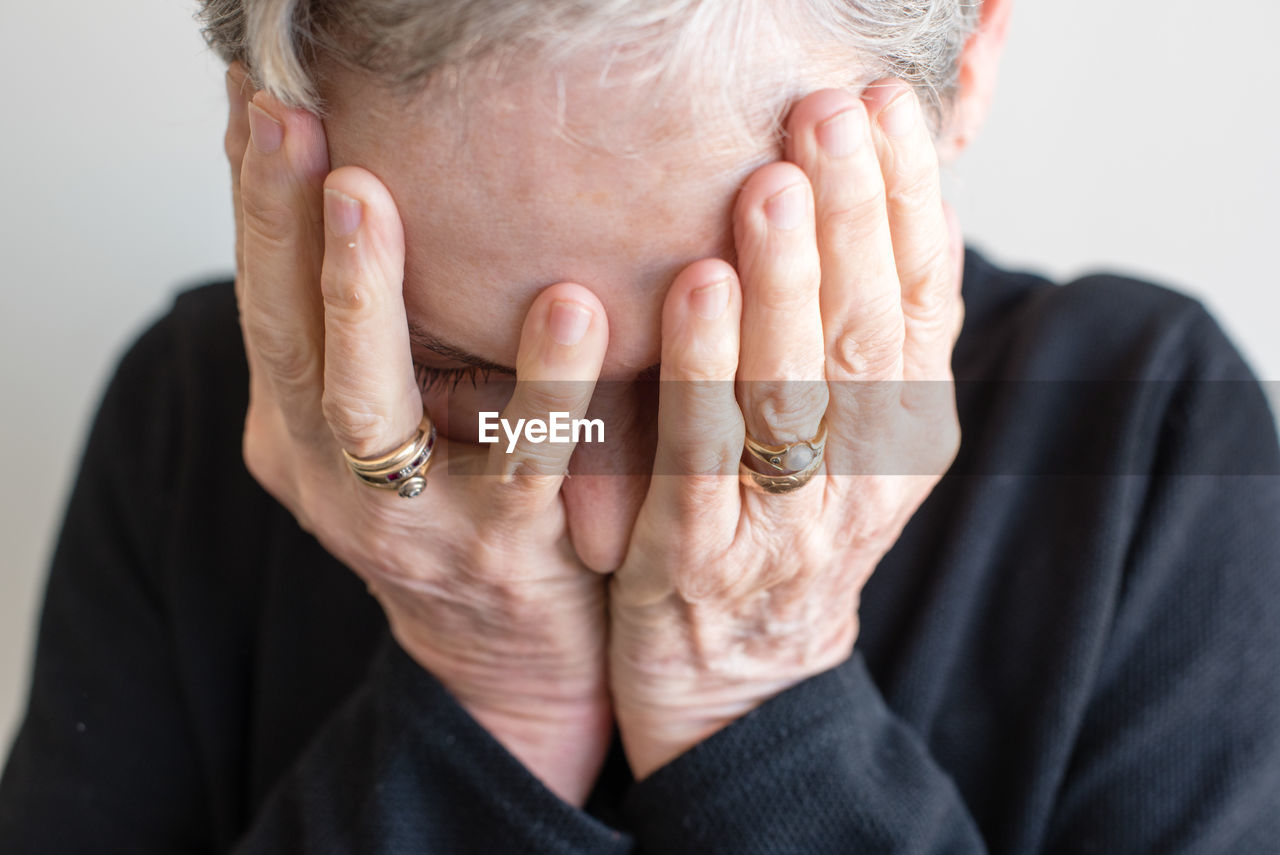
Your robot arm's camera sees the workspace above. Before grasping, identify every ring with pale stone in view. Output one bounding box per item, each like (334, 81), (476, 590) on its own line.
(342, 415), (437, 499)
(739, 422), (827, 494)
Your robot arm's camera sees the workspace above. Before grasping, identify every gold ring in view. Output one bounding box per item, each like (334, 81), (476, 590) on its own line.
(342, 414), (437, 499)
(739, 422), (826, 494)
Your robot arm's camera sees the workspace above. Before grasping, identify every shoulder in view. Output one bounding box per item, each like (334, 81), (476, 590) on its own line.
(107, 278), (244, 432)
(113, 277), (240, 381)
(136, 277), (243, 383)
(951, 249), (1278, 478)
(955, 248), (1256, 384)
(93, 276), (251, 529)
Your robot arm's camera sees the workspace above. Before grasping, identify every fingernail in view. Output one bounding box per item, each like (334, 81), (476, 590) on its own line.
(324, 189), (363, 238)
(548, 300), (591, 346)
(247, 101), (283, 154)
(879, 91), (917, 138)
(816, 108), (862, 158)
(764, 184), (806, 231)
(690, 278), (729, 320)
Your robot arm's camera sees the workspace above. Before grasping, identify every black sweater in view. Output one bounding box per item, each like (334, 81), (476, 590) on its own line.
(2, 250), (1278, 853)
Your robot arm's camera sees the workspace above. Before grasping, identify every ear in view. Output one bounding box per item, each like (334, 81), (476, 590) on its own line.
(935, 0), (1014, 163)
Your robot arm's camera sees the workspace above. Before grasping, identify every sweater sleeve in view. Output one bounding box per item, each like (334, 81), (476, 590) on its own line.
(0, 307), (632, 855)
(622, 653), (988, 853)
(232, 634), (632, 854)
(621, 305), (1280, 853)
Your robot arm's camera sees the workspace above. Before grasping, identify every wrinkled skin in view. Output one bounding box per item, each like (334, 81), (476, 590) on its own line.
(223, 10), (1000, 796)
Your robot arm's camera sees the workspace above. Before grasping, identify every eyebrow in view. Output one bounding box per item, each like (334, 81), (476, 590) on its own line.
(406, 320), (518, 375)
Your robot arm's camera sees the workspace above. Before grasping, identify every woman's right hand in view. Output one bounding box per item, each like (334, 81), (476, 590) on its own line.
(223, 65), (614, 806)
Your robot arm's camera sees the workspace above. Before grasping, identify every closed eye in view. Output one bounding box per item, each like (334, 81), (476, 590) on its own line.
(413, 362), (494, 393)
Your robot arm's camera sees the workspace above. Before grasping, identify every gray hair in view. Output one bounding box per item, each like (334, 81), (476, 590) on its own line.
(197, 0), (979, 152)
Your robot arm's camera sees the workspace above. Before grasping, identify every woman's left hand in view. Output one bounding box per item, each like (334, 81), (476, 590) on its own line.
(608, 80), (966, 778)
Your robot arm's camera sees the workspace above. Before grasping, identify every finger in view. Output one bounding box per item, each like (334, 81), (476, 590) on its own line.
(239, 91), (331, 444)
(732, 162), (829, 462)
(224, 62), (279, 416)
(784, 89), (905, 385)
(645, 258), (743, 531)
(224, 61), (256, 301)
(482, 284), (608, 521)
(943, 199), (967, 348)
(862, 79), (957, 382)
(319, 167), (419, 460)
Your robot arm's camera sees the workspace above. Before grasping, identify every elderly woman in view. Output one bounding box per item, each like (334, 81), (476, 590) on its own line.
(2, 0), (1278, 851)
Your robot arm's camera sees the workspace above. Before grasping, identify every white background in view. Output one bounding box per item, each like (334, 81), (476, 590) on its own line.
(2, 1), (1278, 751)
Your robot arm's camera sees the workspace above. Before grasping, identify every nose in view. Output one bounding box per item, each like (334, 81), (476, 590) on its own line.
(560, 380), (658, 574)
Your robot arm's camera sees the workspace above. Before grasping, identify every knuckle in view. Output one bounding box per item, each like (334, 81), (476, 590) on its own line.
(886, 166), (941, 220)
(349, 522), (405, 579)
(656, 393), (741, 474)
(240, 189), (299, 244)
(512, 382), (585, 419)
(321, 391), (398, 452)
(321, 278), (366, 315)
(817, 190), (886, 246)
(239, 174), (323, 249)
(482, 471), (560, 526)
(899, 245), (954, 308)
(315, 490), (430, 584)
(664, 440), (740, 479)
(459, 530), (507, 578)
(249, 325), (315, 388)
(829, 312), (904, 379)
(745, 381), (828, 441)
(748, 260), (821, 314)
(667, 338), (737, 381)
(320, 267), (382, 316)
(674, 361), (735, 384)
(502, 441), (569, 479)
(903, 299), (953, 349)
(672, 559), (744, 603)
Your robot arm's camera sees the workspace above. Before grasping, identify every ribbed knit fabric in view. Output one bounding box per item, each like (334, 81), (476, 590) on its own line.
(2, 249), (1277, 853)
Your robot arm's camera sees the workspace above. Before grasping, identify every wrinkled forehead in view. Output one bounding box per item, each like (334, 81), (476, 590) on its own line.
(317, 61), (782, 373)
(321, 54), (784, 215)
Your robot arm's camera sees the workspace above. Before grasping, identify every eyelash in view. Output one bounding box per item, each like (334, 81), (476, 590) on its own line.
(413, 361), (494, 393)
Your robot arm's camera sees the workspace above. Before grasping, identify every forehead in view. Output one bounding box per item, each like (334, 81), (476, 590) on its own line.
(320, 63), (777, 376)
